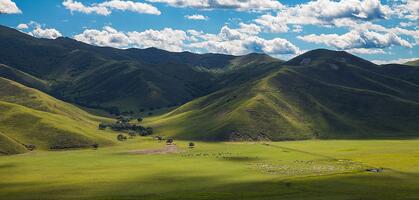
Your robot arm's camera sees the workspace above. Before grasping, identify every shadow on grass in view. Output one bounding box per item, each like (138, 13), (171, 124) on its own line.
(1, 169), (419, 200)
(218, 156), (260, 162)
(0, 163), (17, 169)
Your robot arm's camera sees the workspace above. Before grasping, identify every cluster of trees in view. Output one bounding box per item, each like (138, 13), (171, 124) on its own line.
(98, 115), (153, 141)
(99, 122), (153, 136)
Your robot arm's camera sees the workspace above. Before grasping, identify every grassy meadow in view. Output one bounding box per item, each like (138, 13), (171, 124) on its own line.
(1, 138), (419, 200)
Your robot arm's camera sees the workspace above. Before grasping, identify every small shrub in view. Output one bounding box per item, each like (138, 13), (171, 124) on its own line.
(117, 134), (127, 141)
(188, 142), (195, 148)
(26, 144), (36, 151)
(98, 123), (107, 130)
(166, 138), (174, 145)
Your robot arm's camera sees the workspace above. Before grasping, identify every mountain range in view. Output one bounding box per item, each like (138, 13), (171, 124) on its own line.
(1, 25), (419, 150)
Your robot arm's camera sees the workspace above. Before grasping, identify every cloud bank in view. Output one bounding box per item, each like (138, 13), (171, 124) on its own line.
(74, 25), (299, 56)
(62, 0), (161, 15)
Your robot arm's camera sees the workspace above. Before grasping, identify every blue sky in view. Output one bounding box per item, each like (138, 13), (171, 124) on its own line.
(0, 0), (418, 63)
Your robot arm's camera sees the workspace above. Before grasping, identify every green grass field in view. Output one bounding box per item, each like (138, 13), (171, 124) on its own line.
(1, 139), (418, 200)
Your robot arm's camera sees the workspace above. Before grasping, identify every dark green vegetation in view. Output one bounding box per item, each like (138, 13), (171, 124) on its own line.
(0, 64), (49, 91)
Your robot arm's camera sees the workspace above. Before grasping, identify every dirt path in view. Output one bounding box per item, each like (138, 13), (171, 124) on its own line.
(127, 144), (182, 155)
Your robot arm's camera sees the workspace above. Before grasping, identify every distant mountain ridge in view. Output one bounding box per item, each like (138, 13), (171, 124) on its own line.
(0, 25), (281, 113)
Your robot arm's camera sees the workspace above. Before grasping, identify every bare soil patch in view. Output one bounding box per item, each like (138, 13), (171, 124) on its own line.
(127, 144), (182, 155)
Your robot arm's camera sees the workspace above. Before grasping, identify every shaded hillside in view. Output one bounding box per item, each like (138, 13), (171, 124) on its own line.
(0, 25), (281, 113)
(376, 64), (419, 85)
(144, 49), (419, 141)
(0, 64), (49, 91)
(0, 78), (114, 154)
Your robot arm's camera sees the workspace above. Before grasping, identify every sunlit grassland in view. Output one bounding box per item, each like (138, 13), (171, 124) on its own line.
(1, 139), (418, 200)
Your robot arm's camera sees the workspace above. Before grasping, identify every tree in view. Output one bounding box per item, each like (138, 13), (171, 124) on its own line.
(166, 138), (174, 145)
(188, 142), (195, 148)
(117, 134), (127, 141)
(92, 143), (99, 150)
(98, 123), (107, 130)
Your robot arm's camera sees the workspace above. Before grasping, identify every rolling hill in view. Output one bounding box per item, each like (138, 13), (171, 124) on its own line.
(0, 25), (281, 114)
(144, 49), (419, 141)
(0, 78), (114, 154)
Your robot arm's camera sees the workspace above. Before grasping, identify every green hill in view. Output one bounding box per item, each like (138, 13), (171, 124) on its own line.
(144, 49), (419, 141)
(0, 78), (114, 154)
(0, 25), (281, 114)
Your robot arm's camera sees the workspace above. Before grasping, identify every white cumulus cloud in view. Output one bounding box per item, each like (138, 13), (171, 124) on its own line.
(16, 23), (29, 30)
(255, 0), (392, 33)
(74, 26), (187, 51)
(393, 0), (419, 21)
(29, 27), (63, 39)
(19, 21), (63, 39)
(74, 26), (131, 48)
(73, 25), (299, 56)
(347, 48), (386, 55)
(372, 57), (419, 65)
(187, 25), (299, 55)
(185, 14), (208, 20)
(298, 30), (413, 51)
(127, 28), (188, 52)
(62, 0), (161, 16)
(0, 0), (21, 14)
